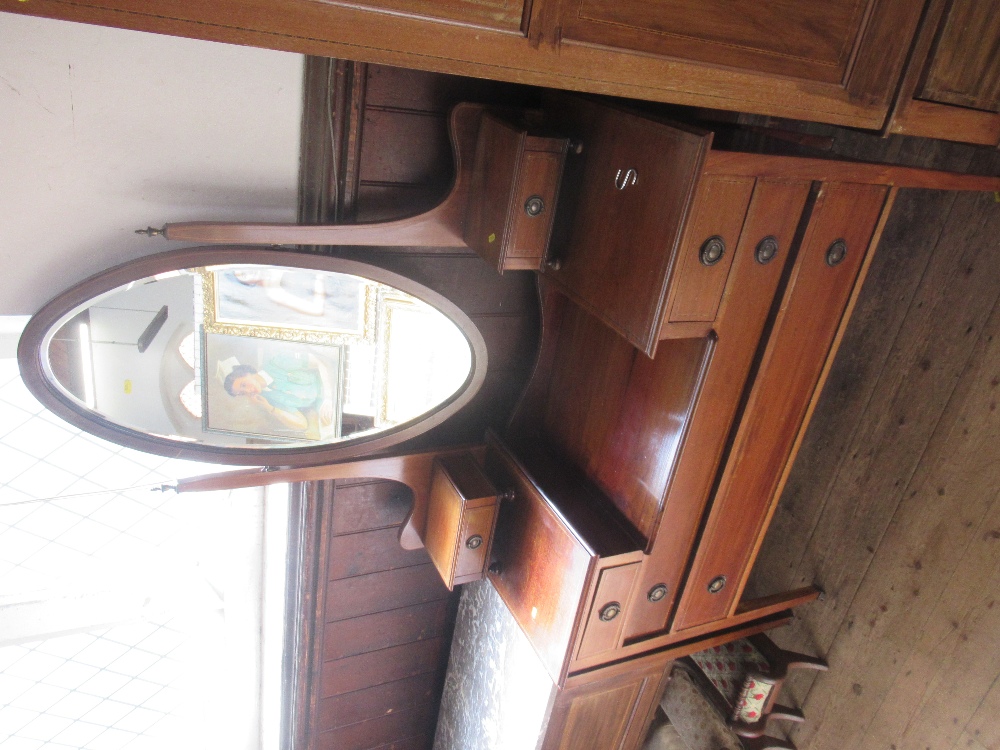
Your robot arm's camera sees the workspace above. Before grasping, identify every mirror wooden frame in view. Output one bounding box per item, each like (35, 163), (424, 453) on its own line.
(18, 246), (489, 466)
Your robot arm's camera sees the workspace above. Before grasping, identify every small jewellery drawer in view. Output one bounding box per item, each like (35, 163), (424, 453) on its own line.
(423, 453), (500, 590)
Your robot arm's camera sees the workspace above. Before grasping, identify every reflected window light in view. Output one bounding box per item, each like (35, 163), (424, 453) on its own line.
(79, 321), (96, 409)
(178, 331), (197, 369)
(179, 378), (203, 418)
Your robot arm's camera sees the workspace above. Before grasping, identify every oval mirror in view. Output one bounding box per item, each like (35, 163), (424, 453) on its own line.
(18, 247), (487, 465)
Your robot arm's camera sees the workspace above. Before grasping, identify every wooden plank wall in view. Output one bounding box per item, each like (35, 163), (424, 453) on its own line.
(734, 121), (1000, 749)
(311, 478), (454, 750)
(296, 61), (544, 750)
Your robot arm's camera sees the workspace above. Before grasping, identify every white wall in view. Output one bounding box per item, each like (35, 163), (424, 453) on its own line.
(0, 13), (303, 314)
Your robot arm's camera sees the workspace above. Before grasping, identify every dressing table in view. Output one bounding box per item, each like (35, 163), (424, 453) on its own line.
(24, 93), (1000, 749)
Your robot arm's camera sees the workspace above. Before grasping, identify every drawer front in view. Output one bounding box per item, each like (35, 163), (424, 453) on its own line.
(575, 562), (641, 661)
(672, 182), (890, 631)
(545, 94), (710, 355)
(423, 454), (498, 590)
(506, 149), (565, 268)
(485, 444), (596, 682)
(624, 177), (813, 641)
(453, 504), (497, 582)
(667, 175), (755, 323)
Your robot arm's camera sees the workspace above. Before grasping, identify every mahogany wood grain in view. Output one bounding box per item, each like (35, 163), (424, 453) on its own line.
(325, 563), (450, 622)
(505, 147), (565, 265)
(842, 0), (925, 107)
(484, 438), (599, 683)
(918, 0), (1000, 113)
(423, 453), (498, 589)
(559, 0), (870, 83)
(671, 181), (890, 632)
(888, 97), (1000, 146)
(499, 436), (645, 557)
(540, 653), (669, 750)
(666, 175), (754, 324)
(542, 94), (712, 356)
(314, 673), (436, 732)
(624, 178), (813, 641)
(569, 590), (815, 675)
(703, 151), (1000, 191)
(732, 186), (898, 611)
(881, 0), (1000, 147)
(323, 599), (450, 661)
(320, 637), (448, 698)
(538, 308), (714, 544)
(463, 114), (566, 271)
(464, 114), (525, 268)
(3, 0), (894, 129)
(451, 506), (494, 582)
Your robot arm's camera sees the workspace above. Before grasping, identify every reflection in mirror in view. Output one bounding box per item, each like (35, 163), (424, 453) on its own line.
(43, 264), (474, 450)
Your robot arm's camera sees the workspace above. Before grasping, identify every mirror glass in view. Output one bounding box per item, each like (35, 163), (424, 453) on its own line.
(40, 264), (475, 451)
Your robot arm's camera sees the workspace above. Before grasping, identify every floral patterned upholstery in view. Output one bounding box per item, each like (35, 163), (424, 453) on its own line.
(689, 640), (776, 724)
(659, 667), (744, 750)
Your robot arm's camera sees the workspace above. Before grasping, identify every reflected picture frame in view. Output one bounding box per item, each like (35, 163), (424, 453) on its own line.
(198, 266), (377, 346)
(201, 331), (345, 444)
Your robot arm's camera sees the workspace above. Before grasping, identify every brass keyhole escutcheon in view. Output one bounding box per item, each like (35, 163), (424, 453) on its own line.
(647, 584), (668, 602)
(826, 239), (848, 266)
(755, 235), (779, 264)
(524, 195), (545, 217)
(700, 236), (726, 266)
(466, 534), (483, 550)
(599, 602), (621, 621)
(707, 576), (727, 594)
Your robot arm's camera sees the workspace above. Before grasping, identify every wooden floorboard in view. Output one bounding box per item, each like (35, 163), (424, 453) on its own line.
(744, 121), (1000, 749)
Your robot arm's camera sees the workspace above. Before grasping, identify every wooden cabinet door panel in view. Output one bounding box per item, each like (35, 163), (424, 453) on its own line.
(560, 0), (872, 83)
(324, 0), (526, 31)
(542, 653), (671, 750)
(918, 0), (1000, 112)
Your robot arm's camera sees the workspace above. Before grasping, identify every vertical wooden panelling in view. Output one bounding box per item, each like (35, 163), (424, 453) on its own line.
(315, 478), (454, 750)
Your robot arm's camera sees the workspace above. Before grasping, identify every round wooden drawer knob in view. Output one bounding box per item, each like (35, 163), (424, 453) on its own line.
(599, 602), (622, 621)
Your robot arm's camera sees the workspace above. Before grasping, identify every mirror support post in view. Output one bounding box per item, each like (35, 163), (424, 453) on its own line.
(173, 444), (487, 550)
